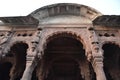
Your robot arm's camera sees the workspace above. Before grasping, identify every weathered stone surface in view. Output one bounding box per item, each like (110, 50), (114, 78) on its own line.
(0, 3), (120, 80)
(93, 15), (120, 27)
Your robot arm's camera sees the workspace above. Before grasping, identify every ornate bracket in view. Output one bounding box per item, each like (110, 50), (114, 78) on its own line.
(0, 31), (14, 59)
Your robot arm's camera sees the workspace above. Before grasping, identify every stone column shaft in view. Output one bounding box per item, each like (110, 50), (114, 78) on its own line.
(93, 57), (106, 80)
(21, 56), (36, 80)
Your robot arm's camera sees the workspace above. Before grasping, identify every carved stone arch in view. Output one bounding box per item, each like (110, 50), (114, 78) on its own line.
(36, 31), (97, 80)
(39, 31), (88, 56)
(3, 39), (30, 55)
(9, 40), (29, 50)
(98, 41), (120, 56)
(0, 40), (29, 80)
(45, 31), (83, 44)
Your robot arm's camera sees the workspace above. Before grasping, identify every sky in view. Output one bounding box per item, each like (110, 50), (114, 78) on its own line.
(0, 0), (120, 17)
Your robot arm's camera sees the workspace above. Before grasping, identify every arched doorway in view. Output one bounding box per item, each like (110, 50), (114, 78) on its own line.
(102, 43), (120, 80)
(10, 42), (28, 80)
(38, 33), (96, 80)
(0, 62), (12, 80)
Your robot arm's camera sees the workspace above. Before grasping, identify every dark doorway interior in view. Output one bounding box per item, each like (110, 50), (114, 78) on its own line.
(10, 42), (28, 80)
(46, 58), (83, 80)
(102, 43), (120, 80)
(0, 62), (12, 80)
(31, 67), (38, 80)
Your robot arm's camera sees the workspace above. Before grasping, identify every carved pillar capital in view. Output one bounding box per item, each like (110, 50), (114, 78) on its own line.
(30, 30), (41, 54)
(92, 56), (103, 66)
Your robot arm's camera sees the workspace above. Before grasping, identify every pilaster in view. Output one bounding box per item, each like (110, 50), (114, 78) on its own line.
(87, 27), (106, 80)
(21, 30), (42, 80)
(92, 56), (106, 80)
(21, 55), (37, 80)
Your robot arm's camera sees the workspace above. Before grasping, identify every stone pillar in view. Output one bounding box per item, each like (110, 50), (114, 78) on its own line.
(92, 56), (106, 80)
(21, 55), (36, 80)
(21, 30), (42, 80)
(91, 42), (106, 80)
(87, 27), (106, 80)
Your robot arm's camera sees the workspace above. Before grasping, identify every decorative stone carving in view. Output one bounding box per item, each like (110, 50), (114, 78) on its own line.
(0, 3), (120, 80)
(0, 31), (12, 58)
(88, 27), (106, 80)
(21, 30), (42, 80)
(31, 30), (41, 52)
(0, 32), (10, 45)
(88, 28), (101, 56)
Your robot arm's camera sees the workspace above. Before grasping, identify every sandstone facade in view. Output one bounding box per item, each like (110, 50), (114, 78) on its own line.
(0, 3), (120, 80)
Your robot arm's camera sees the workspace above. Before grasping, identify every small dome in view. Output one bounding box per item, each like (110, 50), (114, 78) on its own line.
(29, 3), (102, 24)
